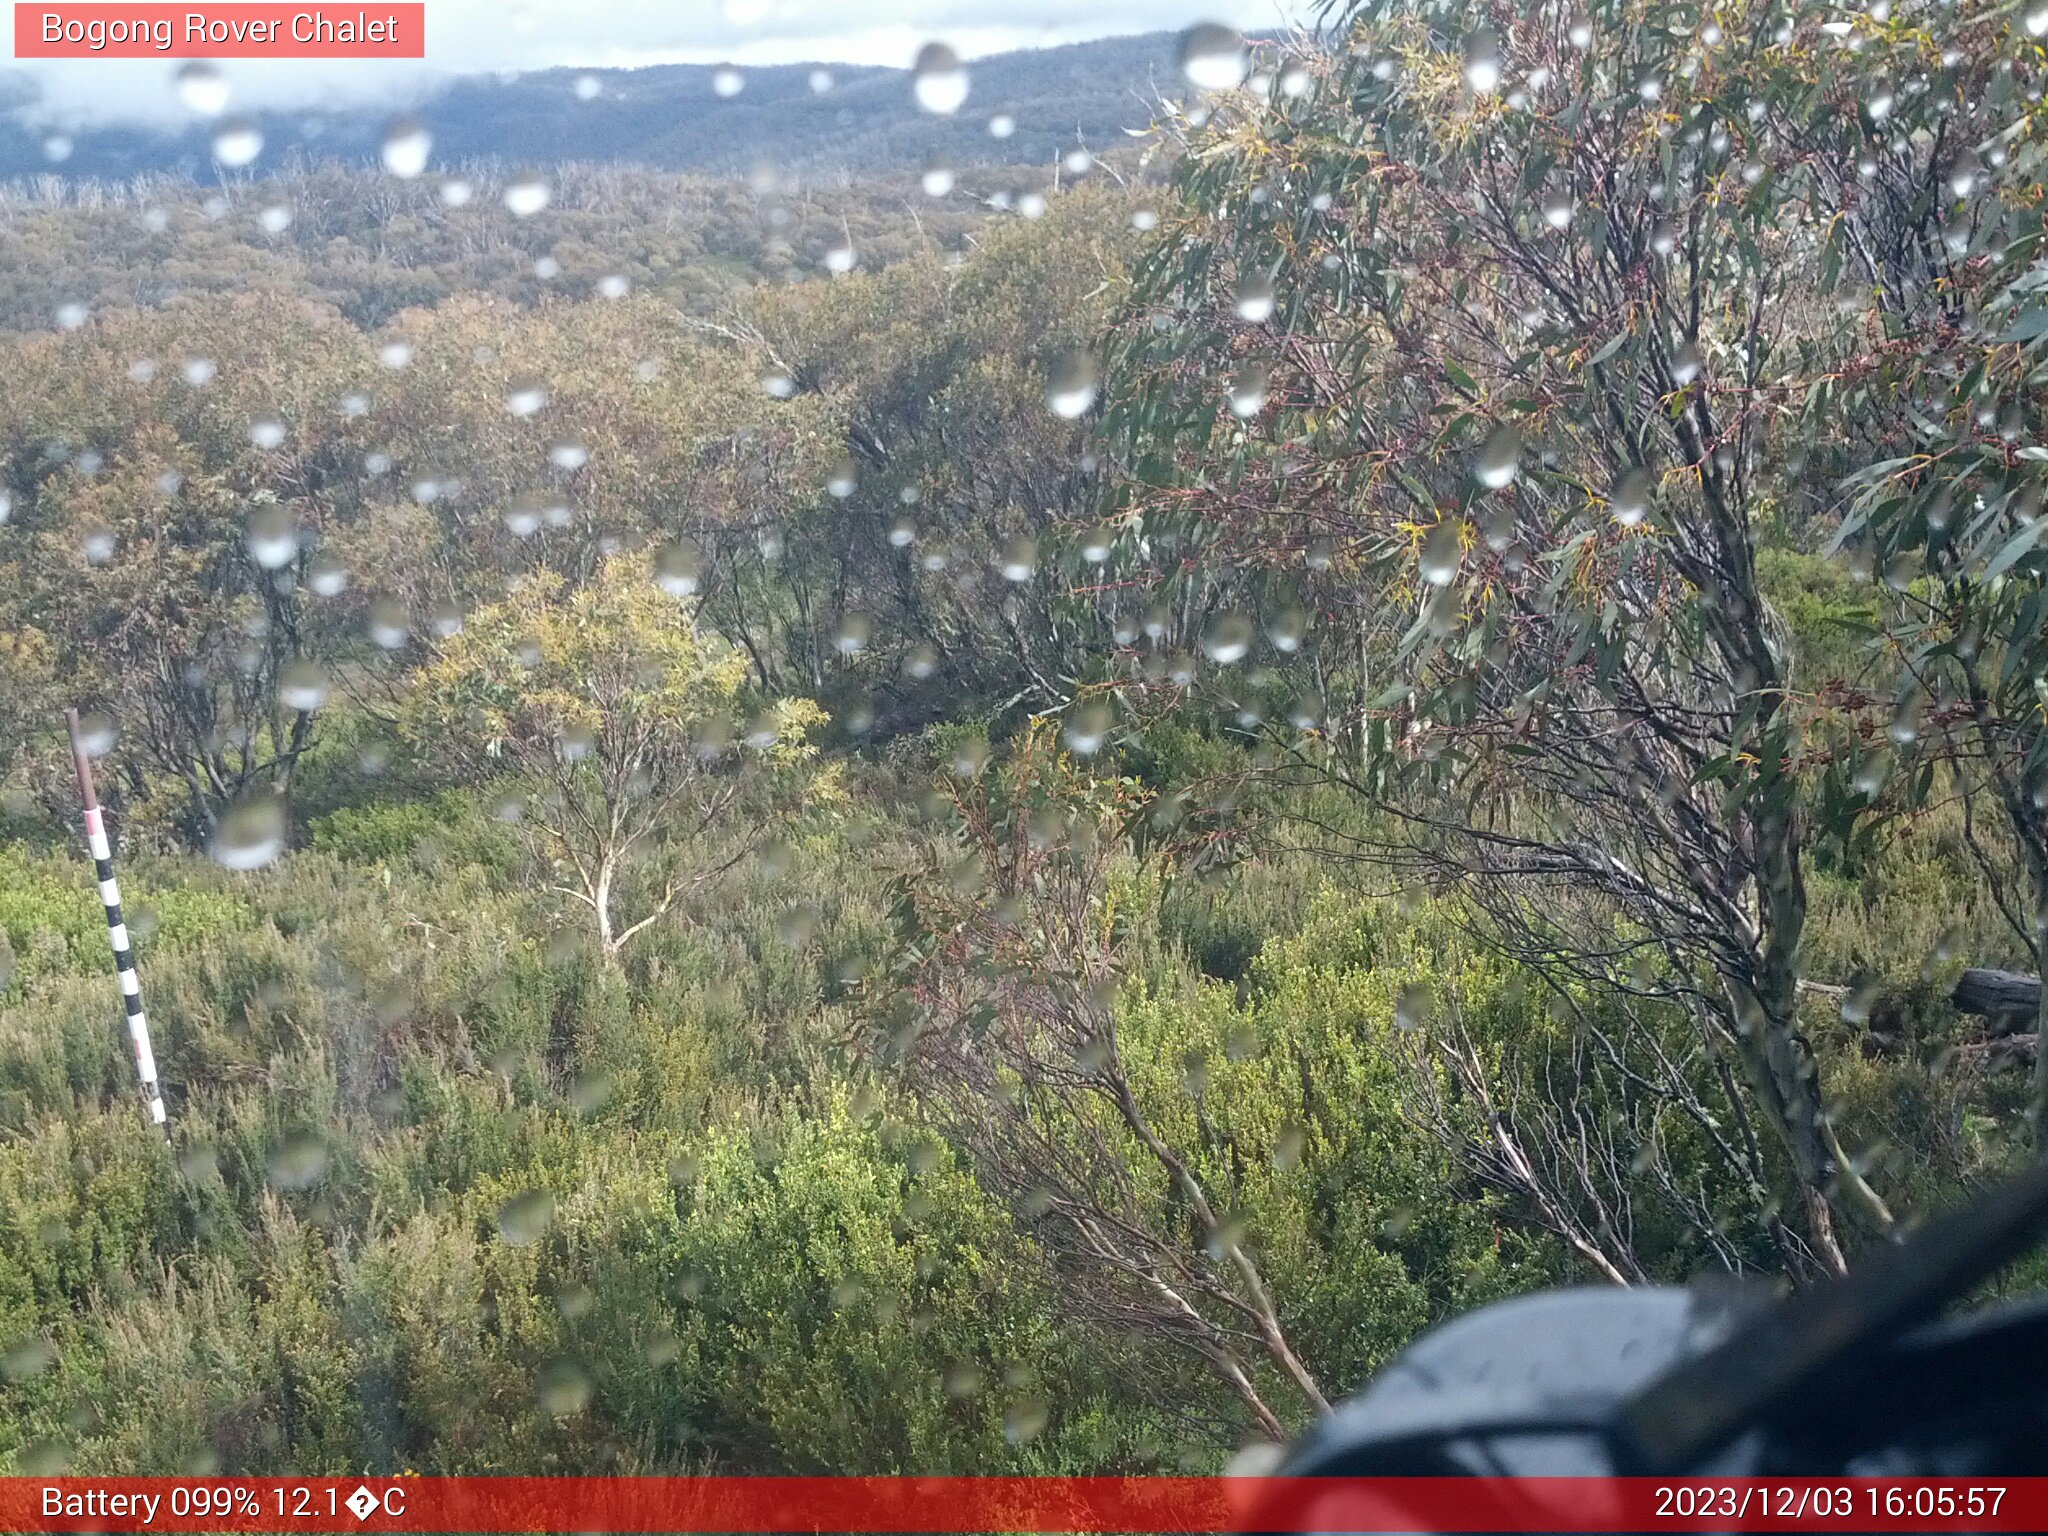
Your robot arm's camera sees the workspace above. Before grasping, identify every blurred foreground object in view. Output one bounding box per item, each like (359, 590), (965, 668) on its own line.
(1275, 1160), (2048, 1499)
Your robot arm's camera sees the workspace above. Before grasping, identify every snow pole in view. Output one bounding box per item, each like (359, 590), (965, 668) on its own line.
(64, 708), (170, 1142)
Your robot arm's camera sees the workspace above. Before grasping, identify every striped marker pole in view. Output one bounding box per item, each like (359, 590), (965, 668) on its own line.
(64, 708), (170, 1140)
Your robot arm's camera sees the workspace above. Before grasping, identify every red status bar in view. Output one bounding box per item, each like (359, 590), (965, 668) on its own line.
(14, 6), (424, 58)
(3, 1476), (2044, 1533)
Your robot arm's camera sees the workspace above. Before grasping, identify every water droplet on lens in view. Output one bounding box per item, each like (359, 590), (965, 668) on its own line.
(1419, 519), (1464, 585)
(504, 173), (551, 217)
(211, 118), (263, 168)
(505, 377), (549, 417)
(713, 66), (745, 98)
(1, 1337), (56, 1384)
(278, 660), (329, 713)
(999, 536), (1038, 582)
(1266, 607), (1305, 653)
(1841, 973), (1884, 1025)
(1948, 152), (1982, 200)
(832, 612), (872, 654)
(912, 42), (970, 115)
(1612, 466), (1654, 526)
(211, 791), (287, 871)
(381, 116), (431, 178)
(1465, 28), (1504, 94)
(1046, 351), (1099, 418)
(558, 723), (595, 763)
(368, 597), (409, 650)
(267, 1128), (326, 1187)
(174, 61), (230, 117)
(537, 1359), (591, 1415)
(498, 1189), (555, 1245)
(1179, 23), (1248, 90)
(1003, 1397), (1049, 1444)
(1474, 423), (1521, 489)
(1064, 701), (1114, 754)
(1228, 364), (1270, 417)
(1227, 1442), (1287, 1477)
(655, 539), (703, 596)
(1888, 693), (1923, 746)
(1234, 271), (1276, 323)
(307, 552), (348, 596)
(1394, 980), (1433, 1031)
(1203, 611), (1254, 664)
(246, 502), (298, 569)
(75, 710), (116, 757)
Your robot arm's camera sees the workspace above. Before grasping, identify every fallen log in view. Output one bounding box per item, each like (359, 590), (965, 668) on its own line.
(1951, 1034), (2038, 1071)
(1950, 968), (2042, 1033)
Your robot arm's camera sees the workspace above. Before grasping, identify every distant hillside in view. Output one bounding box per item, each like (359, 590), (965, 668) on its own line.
(0, 33), (1180, 183)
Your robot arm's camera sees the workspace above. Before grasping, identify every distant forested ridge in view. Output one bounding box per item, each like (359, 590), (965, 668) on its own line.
(0, 34), (1182, 336)
(0, 33), (1178, 183)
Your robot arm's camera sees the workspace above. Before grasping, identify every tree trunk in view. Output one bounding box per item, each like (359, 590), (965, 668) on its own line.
(594, 856), (618, 961)
(2033, 933), (2048, 1152)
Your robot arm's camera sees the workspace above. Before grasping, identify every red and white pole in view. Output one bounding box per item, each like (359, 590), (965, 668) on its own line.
(64, 708), (169, 1140)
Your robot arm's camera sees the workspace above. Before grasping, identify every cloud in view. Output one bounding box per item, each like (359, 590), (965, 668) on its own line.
(5, 0), (1306, 128)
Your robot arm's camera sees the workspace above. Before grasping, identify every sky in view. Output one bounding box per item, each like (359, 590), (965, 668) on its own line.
(6, 0), (1309, 127)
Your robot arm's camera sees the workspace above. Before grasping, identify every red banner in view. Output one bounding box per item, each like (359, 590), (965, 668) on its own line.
(2, 1477), (2044, 1533)
(13, 5), (425, 58)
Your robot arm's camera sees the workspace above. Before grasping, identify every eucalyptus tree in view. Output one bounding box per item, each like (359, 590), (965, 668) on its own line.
(400, 552), (829, 961)
(0, 296), (372, 842)
(726, 195), (1135, 730)
(1090, 0), (1996, 1267)
(881, 726), (1535, 1437)
(1826, 6), (2048, 1144)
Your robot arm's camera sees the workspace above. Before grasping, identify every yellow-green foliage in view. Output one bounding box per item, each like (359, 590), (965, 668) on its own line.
(1115, 893), (1561, 1391)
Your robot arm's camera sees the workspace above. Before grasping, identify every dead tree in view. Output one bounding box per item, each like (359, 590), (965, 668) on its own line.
(880, 730), (1324, 1439)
